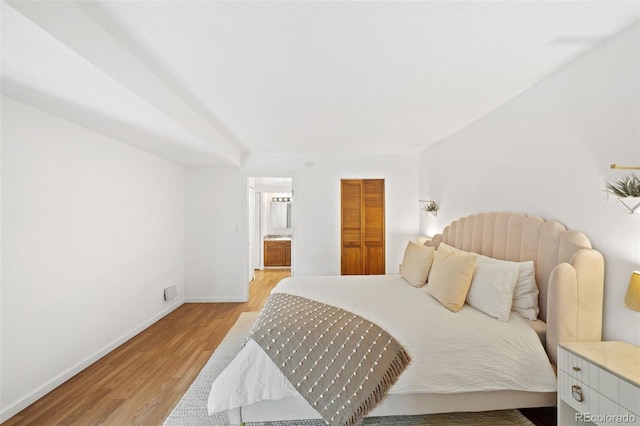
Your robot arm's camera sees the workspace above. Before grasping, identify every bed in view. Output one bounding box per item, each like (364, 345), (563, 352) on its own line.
(208, 212), (604, 425)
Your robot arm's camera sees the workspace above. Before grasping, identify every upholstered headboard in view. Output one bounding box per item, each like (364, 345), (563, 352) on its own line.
(425, 212), (604, 364)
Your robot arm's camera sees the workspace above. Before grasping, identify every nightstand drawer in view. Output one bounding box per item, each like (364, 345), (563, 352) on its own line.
(619, 379), (640, 416)
(558, 342), (640, 426)
(560, 346), (589, 382)
(560, 371), (597, 414)
(598, 393), (620, 425)
(599, 368), (619, 402)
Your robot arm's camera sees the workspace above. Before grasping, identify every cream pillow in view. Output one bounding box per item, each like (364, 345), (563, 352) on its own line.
(437, 242), (465, 255)
(427, 249), (476, 312)
(467, 256), (519, 321)
(400, 242), (435, 287)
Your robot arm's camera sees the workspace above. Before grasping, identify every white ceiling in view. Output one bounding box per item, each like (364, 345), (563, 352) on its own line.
(2, 1), (638, 166)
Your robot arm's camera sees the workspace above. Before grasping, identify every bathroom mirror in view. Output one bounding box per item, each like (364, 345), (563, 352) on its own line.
(269, 199), (292, 229)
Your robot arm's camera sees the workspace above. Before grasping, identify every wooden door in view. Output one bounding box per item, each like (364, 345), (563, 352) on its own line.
(341, 179), (385, 275)
(363, 179), (385, 275)
(341, 180), (363, 275)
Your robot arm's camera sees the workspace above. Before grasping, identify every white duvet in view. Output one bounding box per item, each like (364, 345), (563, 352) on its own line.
(208, 274), (557, 415)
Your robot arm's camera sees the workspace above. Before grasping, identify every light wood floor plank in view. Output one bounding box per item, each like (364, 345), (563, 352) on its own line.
(4, 269), (289, 426)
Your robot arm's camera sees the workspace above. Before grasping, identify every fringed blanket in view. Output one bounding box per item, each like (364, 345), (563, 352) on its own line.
(248, 293), (411, 426)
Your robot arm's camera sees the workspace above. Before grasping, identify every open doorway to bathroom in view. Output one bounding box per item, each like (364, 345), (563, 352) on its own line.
(247, 176), (294, 286)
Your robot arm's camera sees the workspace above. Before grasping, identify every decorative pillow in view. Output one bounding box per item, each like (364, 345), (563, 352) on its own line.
(466, 256), (519, 321)
(400, 242), (435, 287)
(437, 242), (465, 255)
(474, 255), (539, 320)
(426, 249), (476, 312)
(511, 260), (539, 320)
(433, 243), (539, 319)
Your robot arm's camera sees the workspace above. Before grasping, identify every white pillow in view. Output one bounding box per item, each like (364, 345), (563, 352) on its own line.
(512, 260), (539, 320)
(474, 255), (539, 320)
(467, 256), (519, 321)
(400, 242), (435, 287)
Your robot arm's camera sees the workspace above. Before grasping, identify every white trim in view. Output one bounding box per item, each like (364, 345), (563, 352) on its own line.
(0, 299), (184, 423)
(183, 297), (248, 303)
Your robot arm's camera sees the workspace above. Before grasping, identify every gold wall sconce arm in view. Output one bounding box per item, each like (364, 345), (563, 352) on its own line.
(611, 164), (640, 170)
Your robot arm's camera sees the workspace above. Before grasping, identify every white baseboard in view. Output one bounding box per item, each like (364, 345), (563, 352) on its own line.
(184, 296), (248, 303)
(0, 299), (185, 423)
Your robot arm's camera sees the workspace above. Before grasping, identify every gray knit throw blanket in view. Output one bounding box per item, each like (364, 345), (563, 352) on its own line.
(249, 293), (411, 426)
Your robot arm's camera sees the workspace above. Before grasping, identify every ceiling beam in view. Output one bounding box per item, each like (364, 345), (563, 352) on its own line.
(8, 0), (242, 167)
(2, 79), (237, 167)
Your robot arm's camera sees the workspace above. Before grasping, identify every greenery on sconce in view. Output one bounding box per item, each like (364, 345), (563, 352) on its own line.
(604, 173), (640, 198)
(423, 201), (439, 213)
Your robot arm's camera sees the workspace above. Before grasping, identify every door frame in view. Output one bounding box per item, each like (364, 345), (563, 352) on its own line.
(243, 173), (297, 295)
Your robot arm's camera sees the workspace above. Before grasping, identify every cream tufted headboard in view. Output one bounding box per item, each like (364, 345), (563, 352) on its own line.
(425, 212), (604, 364)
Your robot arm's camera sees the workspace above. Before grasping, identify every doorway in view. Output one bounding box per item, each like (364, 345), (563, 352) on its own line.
(247, 176), (295, 286)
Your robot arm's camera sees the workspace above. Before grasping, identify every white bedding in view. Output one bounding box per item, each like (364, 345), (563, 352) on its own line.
(208, 274), (557, 415)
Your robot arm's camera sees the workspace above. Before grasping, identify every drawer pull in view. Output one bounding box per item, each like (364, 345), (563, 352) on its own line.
(572, 366), (581, 372)
(571, 385), (584, 402)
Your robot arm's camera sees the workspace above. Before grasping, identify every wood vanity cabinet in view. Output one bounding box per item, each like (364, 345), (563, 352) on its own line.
(264, 240), (291, 267)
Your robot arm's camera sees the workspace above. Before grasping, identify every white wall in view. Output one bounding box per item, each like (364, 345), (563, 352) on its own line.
(185, 153), (419, 300)
(0, 97), (185, 420)
(419, 23), (640, 345)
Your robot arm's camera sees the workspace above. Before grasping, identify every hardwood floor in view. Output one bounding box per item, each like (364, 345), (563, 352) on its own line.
(4, 269), (290, 426)
(5, 268), (555, 426)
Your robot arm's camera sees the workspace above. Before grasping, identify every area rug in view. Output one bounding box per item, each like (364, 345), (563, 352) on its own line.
(164, 312), (535, 426)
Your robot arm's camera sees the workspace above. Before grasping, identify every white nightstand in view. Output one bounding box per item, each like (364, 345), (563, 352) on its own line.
(558, 341), (639, 425)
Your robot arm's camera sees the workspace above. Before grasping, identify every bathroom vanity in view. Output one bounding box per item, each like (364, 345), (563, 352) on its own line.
(264, 237), (291, 267)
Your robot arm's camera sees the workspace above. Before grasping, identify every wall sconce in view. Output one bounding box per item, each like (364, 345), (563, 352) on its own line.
(611, 164), (640, 170)
(625, 271), (640, 312)
(420, 200), (439, 217)
(272, 197), (292, 202)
